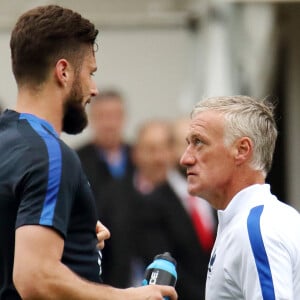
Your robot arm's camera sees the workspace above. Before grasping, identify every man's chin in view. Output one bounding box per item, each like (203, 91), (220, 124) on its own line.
(63, 127), (85, 135)
(187, 185), (199, 197)
(62, 103), (88, 134)
(62, 117), (88, 135)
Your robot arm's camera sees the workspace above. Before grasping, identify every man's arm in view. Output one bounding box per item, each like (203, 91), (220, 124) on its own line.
(13, 225), (177, 300)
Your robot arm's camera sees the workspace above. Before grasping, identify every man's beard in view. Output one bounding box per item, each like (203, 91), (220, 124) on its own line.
(62, 81), (88, 135)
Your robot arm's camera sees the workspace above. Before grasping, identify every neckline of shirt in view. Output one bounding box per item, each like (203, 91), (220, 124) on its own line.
(217, 184), (271, 229)
(18, 111), (59, 138)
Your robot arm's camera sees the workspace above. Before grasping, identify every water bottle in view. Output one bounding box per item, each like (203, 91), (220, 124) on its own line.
(142, 252), (177, 299)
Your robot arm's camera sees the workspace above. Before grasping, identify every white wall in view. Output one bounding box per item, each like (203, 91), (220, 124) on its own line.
(0, 33), (17, 110)
(0, 28), (192, 148)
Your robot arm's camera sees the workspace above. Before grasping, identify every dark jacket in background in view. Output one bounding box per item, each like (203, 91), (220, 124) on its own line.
(144, 182), (217, 300)
(77, 143), (135, 217)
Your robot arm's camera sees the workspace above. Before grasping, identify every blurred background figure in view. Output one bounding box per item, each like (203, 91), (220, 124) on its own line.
(99, 119), (174, 288)
(77, 89), (135, 216)
(131, 119), (173, 193)
(143, 117), (217, 300)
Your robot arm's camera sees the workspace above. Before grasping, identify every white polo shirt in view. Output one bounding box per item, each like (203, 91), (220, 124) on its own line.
(205, 184), (300, 300)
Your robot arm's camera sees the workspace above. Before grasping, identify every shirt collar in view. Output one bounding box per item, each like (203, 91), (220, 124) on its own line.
(217, 184), (271, 230)
(19, 112), (59, 138)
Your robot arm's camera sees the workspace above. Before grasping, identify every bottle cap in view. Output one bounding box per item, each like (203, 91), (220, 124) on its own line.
(154, 252), (177, 266)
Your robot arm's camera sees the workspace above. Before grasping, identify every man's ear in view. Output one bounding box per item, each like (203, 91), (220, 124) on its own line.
(234, 137), (253, 166)
(55, 59), (71, 87)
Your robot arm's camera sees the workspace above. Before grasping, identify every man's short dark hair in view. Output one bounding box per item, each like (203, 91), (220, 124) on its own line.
(10, 5), (98, 86)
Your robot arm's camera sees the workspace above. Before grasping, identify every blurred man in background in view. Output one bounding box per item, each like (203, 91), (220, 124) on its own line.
(77, 89), (135, 216)
(99, 119), (173, 287)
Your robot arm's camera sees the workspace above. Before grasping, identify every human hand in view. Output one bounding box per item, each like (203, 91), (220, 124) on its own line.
(124, 285), (177, 300)
(95, 220), (110, 250)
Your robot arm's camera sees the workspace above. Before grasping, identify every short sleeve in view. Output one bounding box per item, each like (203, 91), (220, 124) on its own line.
(15, 131), (71, 238)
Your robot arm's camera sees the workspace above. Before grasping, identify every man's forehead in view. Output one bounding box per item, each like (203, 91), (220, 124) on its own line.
(192, 110), (223, 125)
(189, 113), (210, 131)
(187, 111), (224, 137)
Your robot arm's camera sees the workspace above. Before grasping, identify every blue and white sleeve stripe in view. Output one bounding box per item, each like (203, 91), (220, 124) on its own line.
(19, 114), (62, 226)
(247, 205), (275, 300)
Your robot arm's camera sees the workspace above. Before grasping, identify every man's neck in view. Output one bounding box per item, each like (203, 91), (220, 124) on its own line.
(214, 170), (266, 210)
(15, 85), (64, 135)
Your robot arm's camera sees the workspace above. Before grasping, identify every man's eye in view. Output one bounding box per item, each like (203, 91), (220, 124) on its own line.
(193, 138), (203, 146)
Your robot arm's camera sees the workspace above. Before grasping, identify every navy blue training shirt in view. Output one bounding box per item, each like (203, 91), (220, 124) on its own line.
(0, 110), (101, 300)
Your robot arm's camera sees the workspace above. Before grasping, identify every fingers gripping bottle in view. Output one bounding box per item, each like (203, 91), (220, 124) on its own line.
(142, 252), (177, 299)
